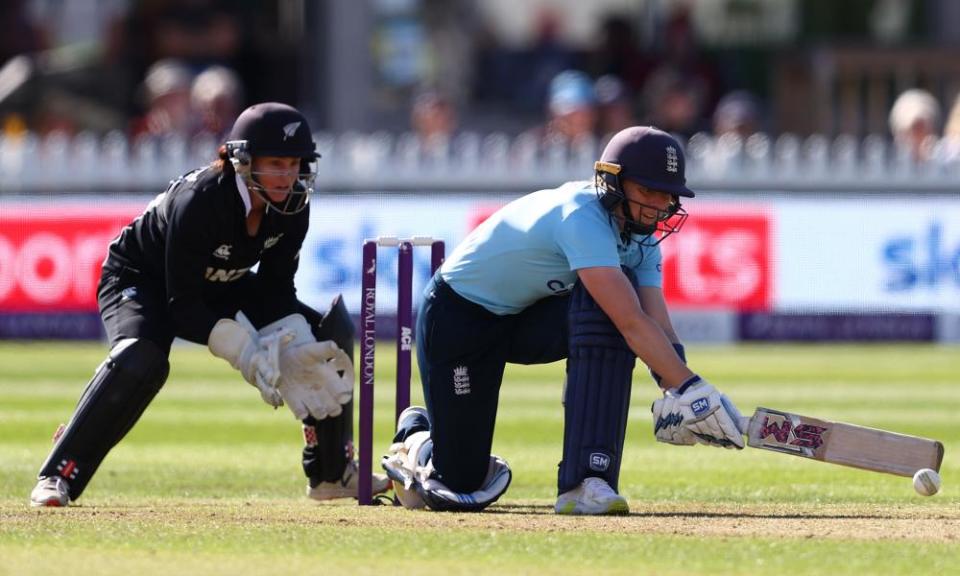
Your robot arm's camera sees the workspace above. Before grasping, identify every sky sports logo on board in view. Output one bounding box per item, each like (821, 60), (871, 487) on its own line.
(883, 222), (959, 291)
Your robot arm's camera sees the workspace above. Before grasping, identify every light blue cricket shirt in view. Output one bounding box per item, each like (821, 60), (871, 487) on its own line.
(440, 181), (663, 315)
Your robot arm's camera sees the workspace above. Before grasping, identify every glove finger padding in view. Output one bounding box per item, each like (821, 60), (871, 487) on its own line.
(278, 373), (343, 420)
(258, 313), (356, 421)
(283, 341), (354, 404)
(652, 396), (697, 445)
(276, 341), (351, 420)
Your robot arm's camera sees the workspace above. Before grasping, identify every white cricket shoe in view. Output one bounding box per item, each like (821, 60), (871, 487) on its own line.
(30, 476), (70, 508)
(555, 477), (629, 515)
(307, 460), (390, 501)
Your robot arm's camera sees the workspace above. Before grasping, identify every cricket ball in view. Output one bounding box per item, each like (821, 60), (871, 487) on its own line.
(912, 468), (941, 497)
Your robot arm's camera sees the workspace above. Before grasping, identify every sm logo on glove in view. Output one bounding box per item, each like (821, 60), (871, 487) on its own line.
(691, 397), (711, 416)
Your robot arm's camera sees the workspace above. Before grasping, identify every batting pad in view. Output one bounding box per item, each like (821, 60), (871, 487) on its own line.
(558, 276), (637, 494)
(419, 455), (512, 512)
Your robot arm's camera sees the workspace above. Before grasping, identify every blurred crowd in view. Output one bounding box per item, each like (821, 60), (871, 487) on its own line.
(404, 8), (766, 148)
(2, 0), (960, 170)
(0, 0), (295, 140)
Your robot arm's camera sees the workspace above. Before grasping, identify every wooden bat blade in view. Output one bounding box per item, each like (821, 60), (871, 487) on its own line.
(744, 407), (944, 477)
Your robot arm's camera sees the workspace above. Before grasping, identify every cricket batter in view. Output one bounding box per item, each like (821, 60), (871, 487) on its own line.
(383, 126), (745, 514)
(30, 103), (388, 507)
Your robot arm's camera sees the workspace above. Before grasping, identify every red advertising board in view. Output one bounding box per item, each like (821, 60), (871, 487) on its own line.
(660, 208), (772, 310)
(0, 204), (143, 311)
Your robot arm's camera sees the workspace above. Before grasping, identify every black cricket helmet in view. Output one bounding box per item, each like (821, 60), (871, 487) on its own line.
(225, 102), (319, 215)
(595, 126), (693, 244)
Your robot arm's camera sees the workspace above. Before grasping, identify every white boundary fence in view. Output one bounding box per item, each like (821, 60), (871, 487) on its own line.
(3, 131), (960, 193)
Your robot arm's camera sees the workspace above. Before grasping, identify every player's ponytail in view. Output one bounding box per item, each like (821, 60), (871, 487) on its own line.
(210, 144), (235, 176)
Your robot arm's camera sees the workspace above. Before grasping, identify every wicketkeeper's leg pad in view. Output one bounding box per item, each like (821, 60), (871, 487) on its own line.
(558, 270), (637, 494)
(298, 294), (357, 484)
(38, 338), (169, 500)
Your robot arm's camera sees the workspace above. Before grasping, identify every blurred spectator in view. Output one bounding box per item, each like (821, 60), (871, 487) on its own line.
(543, 70), (597, 142)
(658, 7), (722, 106)
(640, 67), (707, 139)
(520, 9), (580, 114)
(639, 6), (721, 139)
(889, 88), (941, 163)
(0, 1), (48, 133)
(713, 90), (762, 138)
(589, 15), (654, 94)
(191, 65), (243, 137)
(0, 0), (49, 66)
(0, 1), (48, 66)
(594, 74), (635, 138)
(131, 59), (194, 138)
(421, 0), (481, 109)
(145, 0), (243, 70)
(411, 88), (457, 144)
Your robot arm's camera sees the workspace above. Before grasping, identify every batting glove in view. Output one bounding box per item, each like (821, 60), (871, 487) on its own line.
(652, 376), (745, 449)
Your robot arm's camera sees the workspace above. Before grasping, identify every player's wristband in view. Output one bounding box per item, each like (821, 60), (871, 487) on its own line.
(676, 374), (701, 395)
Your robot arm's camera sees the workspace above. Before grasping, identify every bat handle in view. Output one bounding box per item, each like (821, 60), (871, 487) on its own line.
(738, 416), (751, 435)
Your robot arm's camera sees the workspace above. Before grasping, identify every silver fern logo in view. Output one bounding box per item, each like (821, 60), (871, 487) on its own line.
(453, 365), (471, 395)
(666, 145), (679, 173)
(282, 121), (301, 140)
(264, 233), (284, 250)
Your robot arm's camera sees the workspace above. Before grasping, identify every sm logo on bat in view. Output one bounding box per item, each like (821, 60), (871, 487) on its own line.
(758, 416), (827, 450)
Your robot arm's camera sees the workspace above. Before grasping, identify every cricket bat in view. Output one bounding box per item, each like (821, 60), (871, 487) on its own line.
(740, 407), (944, 477)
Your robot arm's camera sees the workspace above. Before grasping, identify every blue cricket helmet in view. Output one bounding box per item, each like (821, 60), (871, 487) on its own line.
(594, 126), (692, 244)
(598, 126), (694, 198)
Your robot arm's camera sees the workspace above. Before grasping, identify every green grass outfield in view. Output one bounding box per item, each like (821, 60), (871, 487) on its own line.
(1, 341), (958, 576)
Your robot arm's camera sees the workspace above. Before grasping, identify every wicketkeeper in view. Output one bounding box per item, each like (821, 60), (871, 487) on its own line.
(29, 103), (388, 507)
(382, 127), (745, 514)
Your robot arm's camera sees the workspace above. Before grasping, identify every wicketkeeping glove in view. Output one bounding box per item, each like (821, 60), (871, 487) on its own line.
(651, 376), (745, 449)
(258, 314), (354, 420)
(277, 340), (353, 420)
(207, 311), (287, 407)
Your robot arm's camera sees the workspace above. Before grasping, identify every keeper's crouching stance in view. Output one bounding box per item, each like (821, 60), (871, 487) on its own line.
(382, 127), (745, 513)
(30, 103), (388, 507)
